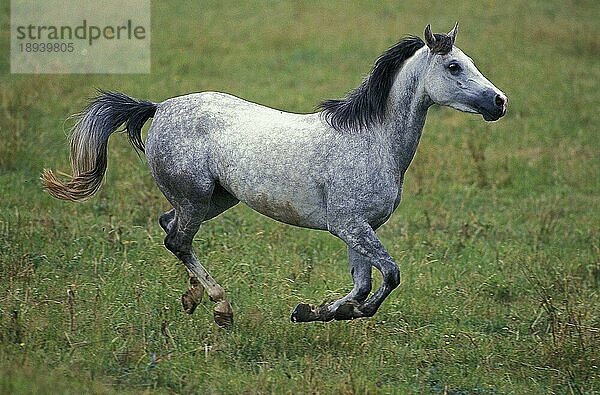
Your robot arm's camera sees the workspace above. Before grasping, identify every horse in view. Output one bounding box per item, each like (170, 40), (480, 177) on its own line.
(43, 24), (507, 328)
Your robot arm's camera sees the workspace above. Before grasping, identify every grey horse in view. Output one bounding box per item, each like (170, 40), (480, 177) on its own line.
(43, 24), (507, 328)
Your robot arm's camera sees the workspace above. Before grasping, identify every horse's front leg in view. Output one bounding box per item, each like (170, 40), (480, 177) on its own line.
(291, 246), (372, 322)
(291, 221), (400, 322)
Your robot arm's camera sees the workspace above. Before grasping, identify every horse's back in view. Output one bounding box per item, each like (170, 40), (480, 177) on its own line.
(145, 92), (331, 229)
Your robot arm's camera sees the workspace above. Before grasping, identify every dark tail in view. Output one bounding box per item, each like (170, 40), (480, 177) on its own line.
(42, 91), (157, 201)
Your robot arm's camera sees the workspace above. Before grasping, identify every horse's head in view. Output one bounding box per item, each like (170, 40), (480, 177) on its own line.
(422, 23), (507, 121)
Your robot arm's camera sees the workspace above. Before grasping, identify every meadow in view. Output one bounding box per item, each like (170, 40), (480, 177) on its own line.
(1, 1), (599, 393)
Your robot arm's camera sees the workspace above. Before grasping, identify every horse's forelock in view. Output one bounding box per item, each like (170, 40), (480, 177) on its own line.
(428, 33), (453, 55)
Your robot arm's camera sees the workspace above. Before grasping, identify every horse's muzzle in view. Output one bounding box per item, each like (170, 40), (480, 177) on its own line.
(479, 90), (507, 121)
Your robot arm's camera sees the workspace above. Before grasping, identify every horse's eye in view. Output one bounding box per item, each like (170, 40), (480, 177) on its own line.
(447, 62), (462, 74)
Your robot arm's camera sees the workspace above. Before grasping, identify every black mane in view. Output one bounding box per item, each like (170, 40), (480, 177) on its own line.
(319, 36), (425, 133)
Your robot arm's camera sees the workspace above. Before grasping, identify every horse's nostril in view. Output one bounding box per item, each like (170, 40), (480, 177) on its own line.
(495, 94), (505, 108)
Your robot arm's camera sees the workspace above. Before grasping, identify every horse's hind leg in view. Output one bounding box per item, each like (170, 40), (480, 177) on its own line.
(160, 186), (239, 316)
(163, 192), (234, 328)
(158, 208), (205, 314)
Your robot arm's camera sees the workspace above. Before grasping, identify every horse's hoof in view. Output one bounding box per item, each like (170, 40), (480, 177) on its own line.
(213, 300), (233, 329)
(334, 300), (362, 321)
(291, 303), (319, 322)
(181, 283), (204, 314)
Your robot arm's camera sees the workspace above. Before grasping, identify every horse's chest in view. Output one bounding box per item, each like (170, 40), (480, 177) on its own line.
(331, 172), (400, 228)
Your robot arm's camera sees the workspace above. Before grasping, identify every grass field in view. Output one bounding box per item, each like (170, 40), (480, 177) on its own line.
(1, 1), (599, 393)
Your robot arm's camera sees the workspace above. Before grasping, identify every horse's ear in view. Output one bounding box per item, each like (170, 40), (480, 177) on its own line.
(447, 22), (459, 45)
(424, 24), (436, 49)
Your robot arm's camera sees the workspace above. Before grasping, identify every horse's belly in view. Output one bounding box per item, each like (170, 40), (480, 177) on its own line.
(242, 188), (328, 230)
(215, 163), (327, 229)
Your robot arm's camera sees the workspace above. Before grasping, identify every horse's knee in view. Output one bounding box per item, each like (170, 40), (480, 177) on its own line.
(159, 209), (175, 233)
(384, 264), (400, 289)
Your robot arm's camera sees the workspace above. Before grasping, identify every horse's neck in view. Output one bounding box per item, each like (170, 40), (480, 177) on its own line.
(384, 53), (432, 174)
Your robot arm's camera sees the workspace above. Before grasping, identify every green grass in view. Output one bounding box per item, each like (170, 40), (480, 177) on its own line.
(1, 1), (599, 393)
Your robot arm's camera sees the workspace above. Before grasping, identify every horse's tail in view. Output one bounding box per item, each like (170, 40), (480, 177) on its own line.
(42, 91), (157, 202)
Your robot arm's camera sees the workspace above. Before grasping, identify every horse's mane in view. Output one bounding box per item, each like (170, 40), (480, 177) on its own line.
(319, 36), (425, 133)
